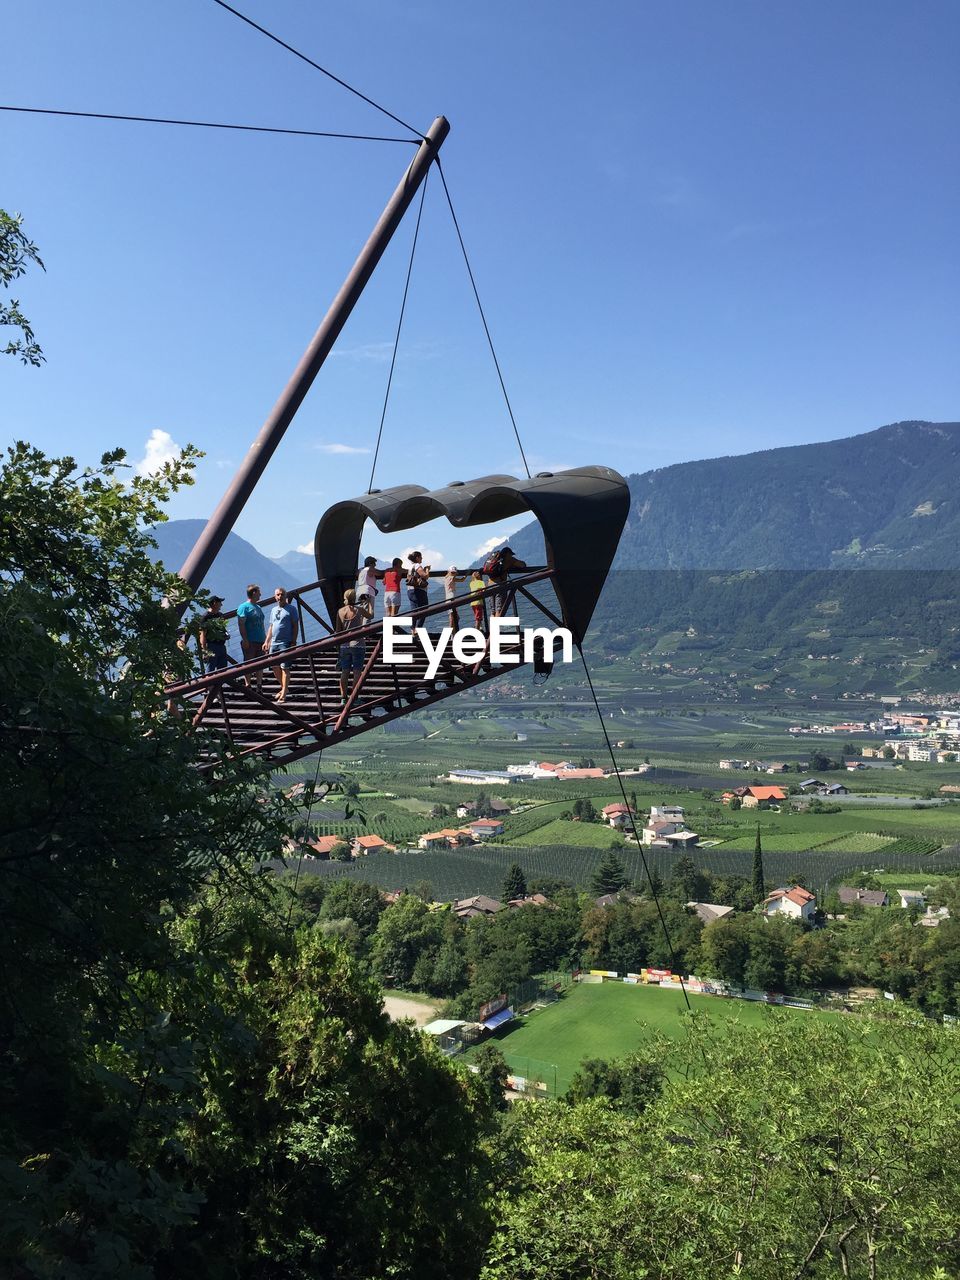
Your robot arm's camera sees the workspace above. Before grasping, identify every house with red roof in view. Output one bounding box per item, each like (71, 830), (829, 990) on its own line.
(602, 802), (635, 829)
(764, 885), (816, 921)
(418, 828), (475, 850)
(741, 785), (786, 808)
(469, 818), (505, 839)
(351, 834), (397, 855)
(307, 834), (345, 859)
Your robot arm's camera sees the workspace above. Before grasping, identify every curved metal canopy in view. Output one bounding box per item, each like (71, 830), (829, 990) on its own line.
(314, 465), (629, 642)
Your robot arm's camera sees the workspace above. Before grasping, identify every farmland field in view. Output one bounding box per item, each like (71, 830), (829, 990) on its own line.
(466, 981), (831, 1093)
(511, 818), (624, 848)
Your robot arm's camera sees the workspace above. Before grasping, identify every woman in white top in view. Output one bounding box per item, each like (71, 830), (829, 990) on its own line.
(355, 556), (383, 610)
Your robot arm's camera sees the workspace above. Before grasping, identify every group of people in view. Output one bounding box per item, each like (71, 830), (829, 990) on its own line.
(194, 543), (528, 709)
(352, 545), (527, 629)
(199, 585), (300, 703)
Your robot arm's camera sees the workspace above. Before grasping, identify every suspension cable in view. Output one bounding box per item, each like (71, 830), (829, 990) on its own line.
(210, 0), (423, 139)
(434, 158), (532, 479)
(0, 104), (417, 145)
(578, 643), (692, 1011)
(367, 170), (430, 493)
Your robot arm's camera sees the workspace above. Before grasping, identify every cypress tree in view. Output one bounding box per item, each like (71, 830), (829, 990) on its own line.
(752, 825), (765, 904)
(502, 862), (528, 901)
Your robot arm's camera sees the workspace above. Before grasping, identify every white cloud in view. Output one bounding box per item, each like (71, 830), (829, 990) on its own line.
(135, 429), (181, 477)
(472, 533), (510, 560)
(315, 442), (371, 455)
(295, 542), (313, 555)
(401, 544), (446, 570)
(331, 340), (442, 364)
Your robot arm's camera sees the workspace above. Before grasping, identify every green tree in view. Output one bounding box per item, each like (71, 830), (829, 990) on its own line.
(472, 1043), (510, 1113)
(330, 839), (353, 862)
(752, 823), (765, 903)
(318, 878), (385, 941)
(0, 441), (494, 1277)
(698, 917), (749, 986)
(1, 209), (45, 364)
(503, 861), (528, 901)
(644, 861), (665, 900)
(566, 1055), (663, 1114)
(590, 850), (628, 896)
(431, 934), (469, 996)
(669, 854), (709, 903)
(483, 1013), (960, 1280)
(370, 894), (445, 987)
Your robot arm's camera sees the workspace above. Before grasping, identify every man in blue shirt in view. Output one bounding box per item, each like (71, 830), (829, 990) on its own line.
(236, 583), (266, 690)
(263, 587), (300, 703)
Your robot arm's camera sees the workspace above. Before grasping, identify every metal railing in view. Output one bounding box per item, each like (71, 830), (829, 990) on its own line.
(167, 567), (559, 769)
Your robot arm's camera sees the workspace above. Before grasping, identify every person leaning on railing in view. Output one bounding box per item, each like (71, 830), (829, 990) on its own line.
(335, 587), (372, 705)
(406, 551), (430, 628)
(469, 567), (486, 632)
(485, 547), (528, 618)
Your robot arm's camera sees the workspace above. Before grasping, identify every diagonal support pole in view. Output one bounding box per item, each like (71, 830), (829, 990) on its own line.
(177, 115), (450, 599)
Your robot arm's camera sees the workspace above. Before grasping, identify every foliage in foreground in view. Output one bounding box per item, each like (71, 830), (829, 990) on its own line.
(484, 1011), (960, 1280)
(0, 442), (493, 1278)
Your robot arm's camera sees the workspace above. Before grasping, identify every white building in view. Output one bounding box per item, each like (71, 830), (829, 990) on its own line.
(447, 768), (518, 785)
(764, 886), (816, 922)
(650, 804), (685, 822)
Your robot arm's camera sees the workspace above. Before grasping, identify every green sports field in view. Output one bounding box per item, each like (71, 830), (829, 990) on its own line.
(473, 980), (824, 1093)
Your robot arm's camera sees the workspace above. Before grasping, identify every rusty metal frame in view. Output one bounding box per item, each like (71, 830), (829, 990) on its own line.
(166, 568), (559, 772)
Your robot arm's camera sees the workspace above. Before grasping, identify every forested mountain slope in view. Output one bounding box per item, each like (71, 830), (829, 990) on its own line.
(510, 420), (960, 569)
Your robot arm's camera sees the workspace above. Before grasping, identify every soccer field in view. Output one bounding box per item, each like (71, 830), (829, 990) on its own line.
(475, 980), (822, 1093)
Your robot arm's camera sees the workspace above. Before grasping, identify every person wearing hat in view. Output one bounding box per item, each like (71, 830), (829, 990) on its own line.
(199, 595), (229, 673)
(444, 565), (469, 631)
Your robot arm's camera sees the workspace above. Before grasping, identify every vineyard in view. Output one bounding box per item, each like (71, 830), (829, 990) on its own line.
(310, 798), (432, 847)
(277, 840), (960, 903)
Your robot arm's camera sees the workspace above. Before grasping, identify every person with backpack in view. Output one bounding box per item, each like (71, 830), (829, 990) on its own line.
(484, 546), (527, 618)
(406, 551), (430, 627)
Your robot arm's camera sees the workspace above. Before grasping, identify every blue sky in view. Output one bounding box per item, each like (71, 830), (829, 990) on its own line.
(5, 0), (959, 572)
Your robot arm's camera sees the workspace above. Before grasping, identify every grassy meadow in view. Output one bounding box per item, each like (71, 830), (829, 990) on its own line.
(465, 980), (832, 1093)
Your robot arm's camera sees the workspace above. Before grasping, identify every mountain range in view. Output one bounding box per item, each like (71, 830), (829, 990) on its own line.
(151, 420), (960, 606)
(149, 519), (299, 608)
(511, 420), (960, 569)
